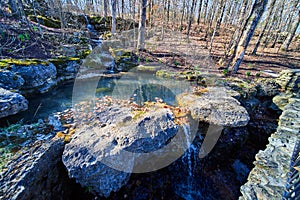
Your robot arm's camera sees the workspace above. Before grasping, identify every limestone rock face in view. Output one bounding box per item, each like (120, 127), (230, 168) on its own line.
(0, 88), (28, 118)
(273, 69), (300, 110)
(255, 78), (280, 97)
(0, 137), (65, 200)
(240, 70), (300, 200)
(10, 63), (57, 93)
(276, 69), (300, 94)
(176, 87), (250, 127)
(0, 70), (25, 90)
(62, 105), (178, 197)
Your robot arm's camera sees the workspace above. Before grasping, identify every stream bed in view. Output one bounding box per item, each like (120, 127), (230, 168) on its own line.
(0, 71), (193, 127)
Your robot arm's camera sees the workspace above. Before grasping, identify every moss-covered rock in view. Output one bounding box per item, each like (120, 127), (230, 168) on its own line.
(155, 70), (177, 79)
(136, 64), (161, 72)
(0, 59), (49, 69)
(28, 15), (61, 28)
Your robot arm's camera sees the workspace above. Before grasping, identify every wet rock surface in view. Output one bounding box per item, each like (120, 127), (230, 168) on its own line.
(63, 102), (178, 197)
(176, 87), (250, 127)
(0, 88), (28, 118)
(11, 63), (57, 93)
(0, 70), (25, 90)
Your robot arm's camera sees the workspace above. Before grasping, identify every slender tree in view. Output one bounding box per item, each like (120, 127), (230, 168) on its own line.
(121, 0), (124, 18)
(270, 0), (286, 48)
(261, 5), (278, 48)
(229, 0), (268, 73)
(226, 0), (248, 60)
(104, 0), (108, 17)
(167, 0), (170, 22)
(187, 0), (197, 38)
(197, 0), (203, 24)
(180, 0), (186, 30)
(209, 0), (226, 53)
(137, 0), (147, 50)
(111, 0), (117, 34)
(251, 0), (276, 55)
(281, 9), (300, 51)
(203, 0), (208, 24)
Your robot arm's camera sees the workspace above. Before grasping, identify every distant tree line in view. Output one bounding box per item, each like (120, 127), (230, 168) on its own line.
(2, 0), (300, 73)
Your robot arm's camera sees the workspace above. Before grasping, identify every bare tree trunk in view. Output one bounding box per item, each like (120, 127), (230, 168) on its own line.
(180, 0), (186, 31)
(117, 0), (121, 17)
(148, 0), (152, 26)
(270, 0), (286, 48)
(223, 0), (233, 26)
(138, 0), (147, 50)
(173, 0), (178, 22)
(205, 0), (217, 39)
(261, 10), (277, 48)
(209, 0), (226, 53)
(187, 0), (197, 38)
(121, 0), (124, 18)
(161, 0), (166, 39)
(104, 0), (108, 17)
(186, 0), (190, 21)
(167, 0), (170, 22)
(132, 0), (136, 19)
(284, 0), (299, 32)
(111, 0), (117, 33)
(281, 10), (300, 51)
(203, 0), (208, 24)
(229, 0), (268, 74)
(225, 0), (248, 60)
(251, 0), (276, 55)
(197, 0), (203, 24)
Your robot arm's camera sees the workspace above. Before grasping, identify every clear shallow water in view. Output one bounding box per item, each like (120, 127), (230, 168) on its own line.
(0, 71), (193, 127)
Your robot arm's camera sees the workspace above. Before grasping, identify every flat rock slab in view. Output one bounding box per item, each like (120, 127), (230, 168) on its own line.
(63, 104), (178, 197)
(176, 87), (250, 127)
(0, 87), (28, 118)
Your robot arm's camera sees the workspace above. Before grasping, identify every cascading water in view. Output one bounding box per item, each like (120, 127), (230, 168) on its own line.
(175, 123), (202, 200)
(83, 14), (103, 47)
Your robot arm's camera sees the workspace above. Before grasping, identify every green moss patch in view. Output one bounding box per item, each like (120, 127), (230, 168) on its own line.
(28, 15), (61, 29)
(0, 58), (49, 68)
(95, 87), (112, 93)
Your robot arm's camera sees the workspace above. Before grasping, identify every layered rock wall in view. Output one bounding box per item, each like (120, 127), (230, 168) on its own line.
(240, 69), (300, 199)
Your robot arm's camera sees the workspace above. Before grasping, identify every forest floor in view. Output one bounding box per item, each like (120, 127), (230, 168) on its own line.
(1, 16), (299, 79)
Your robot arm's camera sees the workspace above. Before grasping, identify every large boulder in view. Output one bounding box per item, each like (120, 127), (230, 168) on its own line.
(0, 70), (24, 90)
(0, 137), (66, 200)
(82, 43), (115, 71)
(0, 88), (28, 118)
(63, 104), (178, 197)
(176, 87), (250, 127)
(10, 63), (57, 93)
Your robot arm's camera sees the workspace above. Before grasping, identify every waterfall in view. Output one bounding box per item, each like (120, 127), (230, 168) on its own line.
(83, 15), (89, 24)
(83, 14), (102, 47)
(182, 124), (193, 177)
(177, 123), (200, 200)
